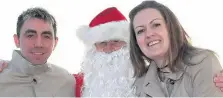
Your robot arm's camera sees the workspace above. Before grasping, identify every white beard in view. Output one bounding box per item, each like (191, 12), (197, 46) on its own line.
(81, 46), (136, 97)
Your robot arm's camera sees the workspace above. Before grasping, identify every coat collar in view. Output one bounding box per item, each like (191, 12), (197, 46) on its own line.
(9, 50), (51, 76)
(143, 61), (166, 97)
(143, 61), (185, 97)
(159, 66), (184, 81)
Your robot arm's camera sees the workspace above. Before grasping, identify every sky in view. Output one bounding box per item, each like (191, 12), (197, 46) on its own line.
(0, 0), (222, 73)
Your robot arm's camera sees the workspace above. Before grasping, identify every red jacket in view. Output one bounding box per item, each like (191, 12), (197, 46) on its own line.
(73, 73), (84, 97)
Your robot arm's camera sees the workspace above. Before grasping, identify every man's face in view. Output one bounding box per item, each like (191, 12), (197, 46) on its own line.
(14, 18), (58, 65)
(95, 40), (126, 53)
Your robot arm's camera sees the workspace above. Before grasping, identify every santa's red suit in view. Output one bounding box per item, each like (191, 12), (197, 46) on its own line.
(74, 7), (136, 97)
(73, 73), (84, 97)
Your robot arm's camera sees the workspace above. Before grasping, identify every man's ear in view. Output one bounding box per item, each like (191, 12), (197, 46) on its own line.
(53, 37), (58, 50)
(13, 34), (20, 48)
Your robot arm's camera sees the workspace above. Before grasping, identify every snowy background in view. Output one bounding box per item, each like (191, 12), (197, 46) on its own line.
(0, 0), (222, 73)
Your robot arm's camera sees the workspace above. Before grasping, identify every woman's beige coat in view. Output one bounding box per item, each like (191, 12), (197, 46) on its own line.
(134, 50), (223, 97)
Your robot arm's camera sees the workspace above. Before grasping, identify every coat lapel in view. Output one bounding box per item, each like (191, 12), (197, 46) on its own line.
(143, 61), (166, 97)
(170, 63), (187, 96)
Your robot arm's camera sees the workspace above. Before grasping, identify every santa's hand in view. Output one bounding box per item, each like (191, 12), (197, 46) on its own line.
(214, 70), (223, 92)
(0, 60), (8, 72)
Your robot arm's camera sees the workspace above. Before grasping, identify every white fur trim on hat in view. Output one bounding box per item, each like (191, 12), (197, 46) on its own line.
(76, 20), (130, 46)
(76, 25), (90, 43)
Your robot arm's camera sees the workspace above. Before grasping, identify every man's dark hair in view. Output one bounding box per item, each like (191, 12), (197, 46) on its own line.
(16, 7), (57, 38)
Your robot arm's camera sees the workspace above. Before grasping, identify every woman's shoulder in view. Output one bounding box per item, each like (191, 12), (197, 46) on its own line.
(182, 49), (223, 97)
(185, 48), (217, 65)
(184, 48), (221, 76)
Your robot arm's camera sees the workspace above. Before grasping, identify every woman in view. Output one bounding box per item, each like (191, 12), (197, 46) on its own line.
(129, 1), (223, 97)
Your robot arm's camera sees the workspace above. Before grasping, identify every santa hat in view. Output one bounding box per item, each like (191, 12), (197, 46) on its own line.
(76, 7), (129, 46)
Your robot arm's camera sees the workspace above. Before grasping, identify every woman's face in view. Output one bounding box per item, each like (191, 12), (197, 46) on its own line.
(133, 8), (170, 61)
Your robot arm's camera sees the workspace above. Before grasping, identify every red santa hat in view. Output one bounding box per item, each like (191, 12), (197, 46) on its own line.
(76, 7), (129, 46)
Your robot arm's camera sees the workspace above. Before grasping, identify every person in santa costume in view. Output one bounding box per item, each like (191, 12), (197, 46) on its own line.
(75, 7), (136, 97)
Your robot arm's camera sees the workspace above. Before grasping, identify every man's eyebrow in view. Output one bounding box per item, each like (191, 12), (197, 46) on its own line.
(25, 29), (37, 34)
(42, 31), (53, 35)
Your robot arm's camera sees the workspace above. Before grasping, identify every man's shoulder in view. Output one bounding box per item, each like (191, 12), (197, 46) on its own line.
(49, 63), (68, 72)
(48, 63), (74, 80)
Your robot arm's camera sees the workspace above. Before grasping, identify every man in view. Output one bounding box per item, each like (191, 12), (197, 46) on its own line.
(75, 7), (136, 97)
(0, 7), (75, 97)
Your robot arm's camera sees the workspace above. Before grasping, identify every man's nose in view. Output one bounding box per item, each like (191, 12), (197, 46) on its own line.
(108, 42), (116, 49)
(101, 44), (112, 53)
(34, 36), (43, 47)
(107, 41), (116, 46)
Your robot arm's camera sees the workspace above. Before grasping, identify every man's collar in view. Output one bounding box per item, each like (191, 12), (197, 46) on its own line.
(9, 50), (51, 75)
